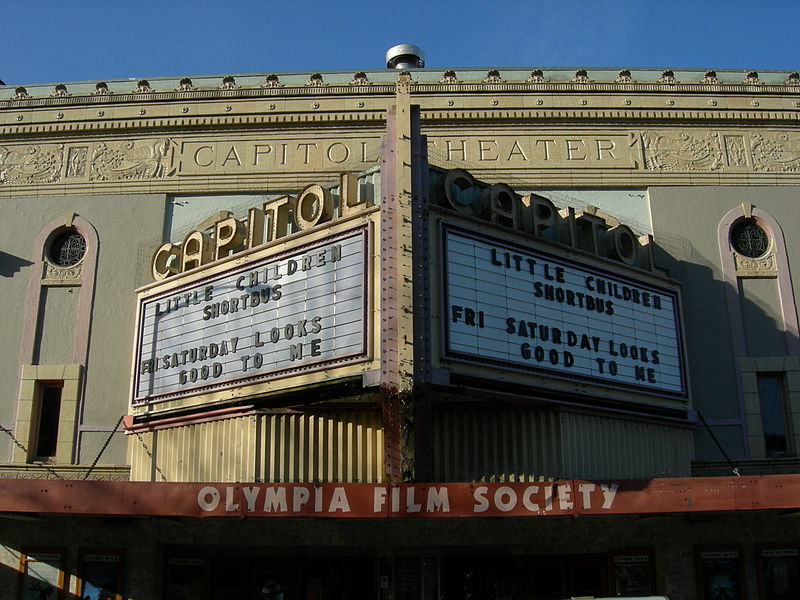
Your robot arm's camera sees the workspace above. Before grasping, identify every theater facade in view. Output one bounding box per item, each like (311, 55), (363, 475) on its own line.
(1, 63), (800, 599)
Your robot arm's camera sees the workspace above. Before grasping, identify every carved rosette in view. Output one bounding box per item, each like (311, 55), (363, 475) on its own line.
(641, 130), (723, 171)
(90, 139), (171, 181)
(0, 144), (64, 184)
(42, 260), (83, 285)
(750, 132), (800, 172)
(734, 251), (777, 277)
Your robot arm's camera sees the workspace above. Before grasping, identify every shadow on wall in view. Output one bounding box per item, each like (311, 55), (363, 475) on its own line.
(654, 242), (799, 466)
(0, 250), (33, 277)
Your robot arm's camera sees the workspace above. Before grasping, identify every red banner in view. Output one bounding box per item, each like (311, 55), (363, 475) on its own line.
(0, 476), (797, 518)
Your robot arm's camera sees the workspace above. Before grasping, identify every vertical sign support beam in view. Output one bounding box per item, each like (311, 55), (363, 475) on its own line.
(380, 81), (417, 482)
(410, 98), (434, 482)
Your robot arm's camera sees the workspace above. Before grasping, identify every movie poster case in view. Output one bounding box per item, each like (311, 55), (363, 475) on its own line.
(17, 548), (66, 600)
(77, 549), (125, 600)
(696, 546), (744, 600)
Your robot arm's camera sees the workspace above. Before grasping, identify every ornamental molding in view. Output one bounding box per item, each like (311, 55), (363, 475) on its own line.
(220, 75), (239, 90)
(306, 73), (325, 87)
(134, 79), (153, 93)
(262, 74), (282, 88)
(42, 260), (84, 285)
(734, 251), (777, 277)
(440, 70), (459, 84)
(527, 70), (546, 83)
(5, 71), (800, 107)
(350, 72), (370, 86)
(616, 70), (633, 84)
(483, 70), (504, 84)
(0, 466), (131, 481)
(91, 81), (111, 96)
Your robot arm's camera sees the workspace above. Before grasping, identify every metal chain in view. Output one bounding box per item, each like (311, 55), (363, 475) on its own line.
(83, 414), (125, 480)
(0, 424), (63, 480)
(133, 431), (168, 482)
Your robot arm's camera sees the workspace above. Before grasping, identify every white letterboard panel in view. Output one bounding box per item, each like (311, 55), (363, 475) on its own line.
(443, 226), (686, 398)
(134, 229), (368, 403)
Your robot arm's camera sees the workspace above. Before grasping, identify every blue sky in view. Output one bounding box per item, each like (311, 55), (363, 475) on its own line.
(4, 0), (798, 86)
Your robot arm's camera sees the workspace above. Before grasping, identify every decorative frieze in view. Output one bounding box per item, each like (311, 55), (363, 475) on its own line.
(640, 130), (723, 171)
(0, 143), (64, 184)
(0, 140), (172, 185)
(90, 139), (171, 181)
(642, 130), (800, 173)
(750, 132), (800, 172)
(2, 129), (800, 188)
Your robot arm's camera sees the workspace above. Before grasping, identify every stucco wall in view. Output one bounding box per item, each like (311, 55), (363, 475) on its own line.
(0, 193), (167, 466)
(649, 185), (800, 462)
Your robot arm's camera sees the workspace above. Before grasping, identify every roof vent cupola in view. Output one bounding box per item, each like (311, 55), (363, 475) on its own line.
(386, 44), (425, 69)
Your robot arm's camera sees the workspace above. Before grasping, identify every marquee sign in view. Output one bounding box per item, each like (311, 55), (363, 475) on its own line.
(443, 225), (685, 397)
(134, 227), (369, 403)
(1, 476), (798, 519)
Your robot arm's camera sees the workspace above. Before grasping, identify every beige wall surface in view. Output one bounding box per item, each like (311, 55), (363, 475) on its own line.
(739, 277), (787, 356)
(649, 185), (800, 459)
(3, 80), (800, 475)
(0, 192), (167, 465)
(34, 286), (78, 364)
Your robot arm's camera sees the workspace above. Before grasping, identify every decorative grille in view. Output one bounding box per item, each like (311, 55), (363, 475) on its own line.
(49, 230), (86, 266)
(731, 220), (769, 258)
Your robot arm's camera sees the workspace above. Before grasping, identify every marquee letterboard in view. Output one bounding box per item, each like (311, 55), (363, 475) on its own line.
(443, 226), (685, 397)
(134, 228), (368, 403)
